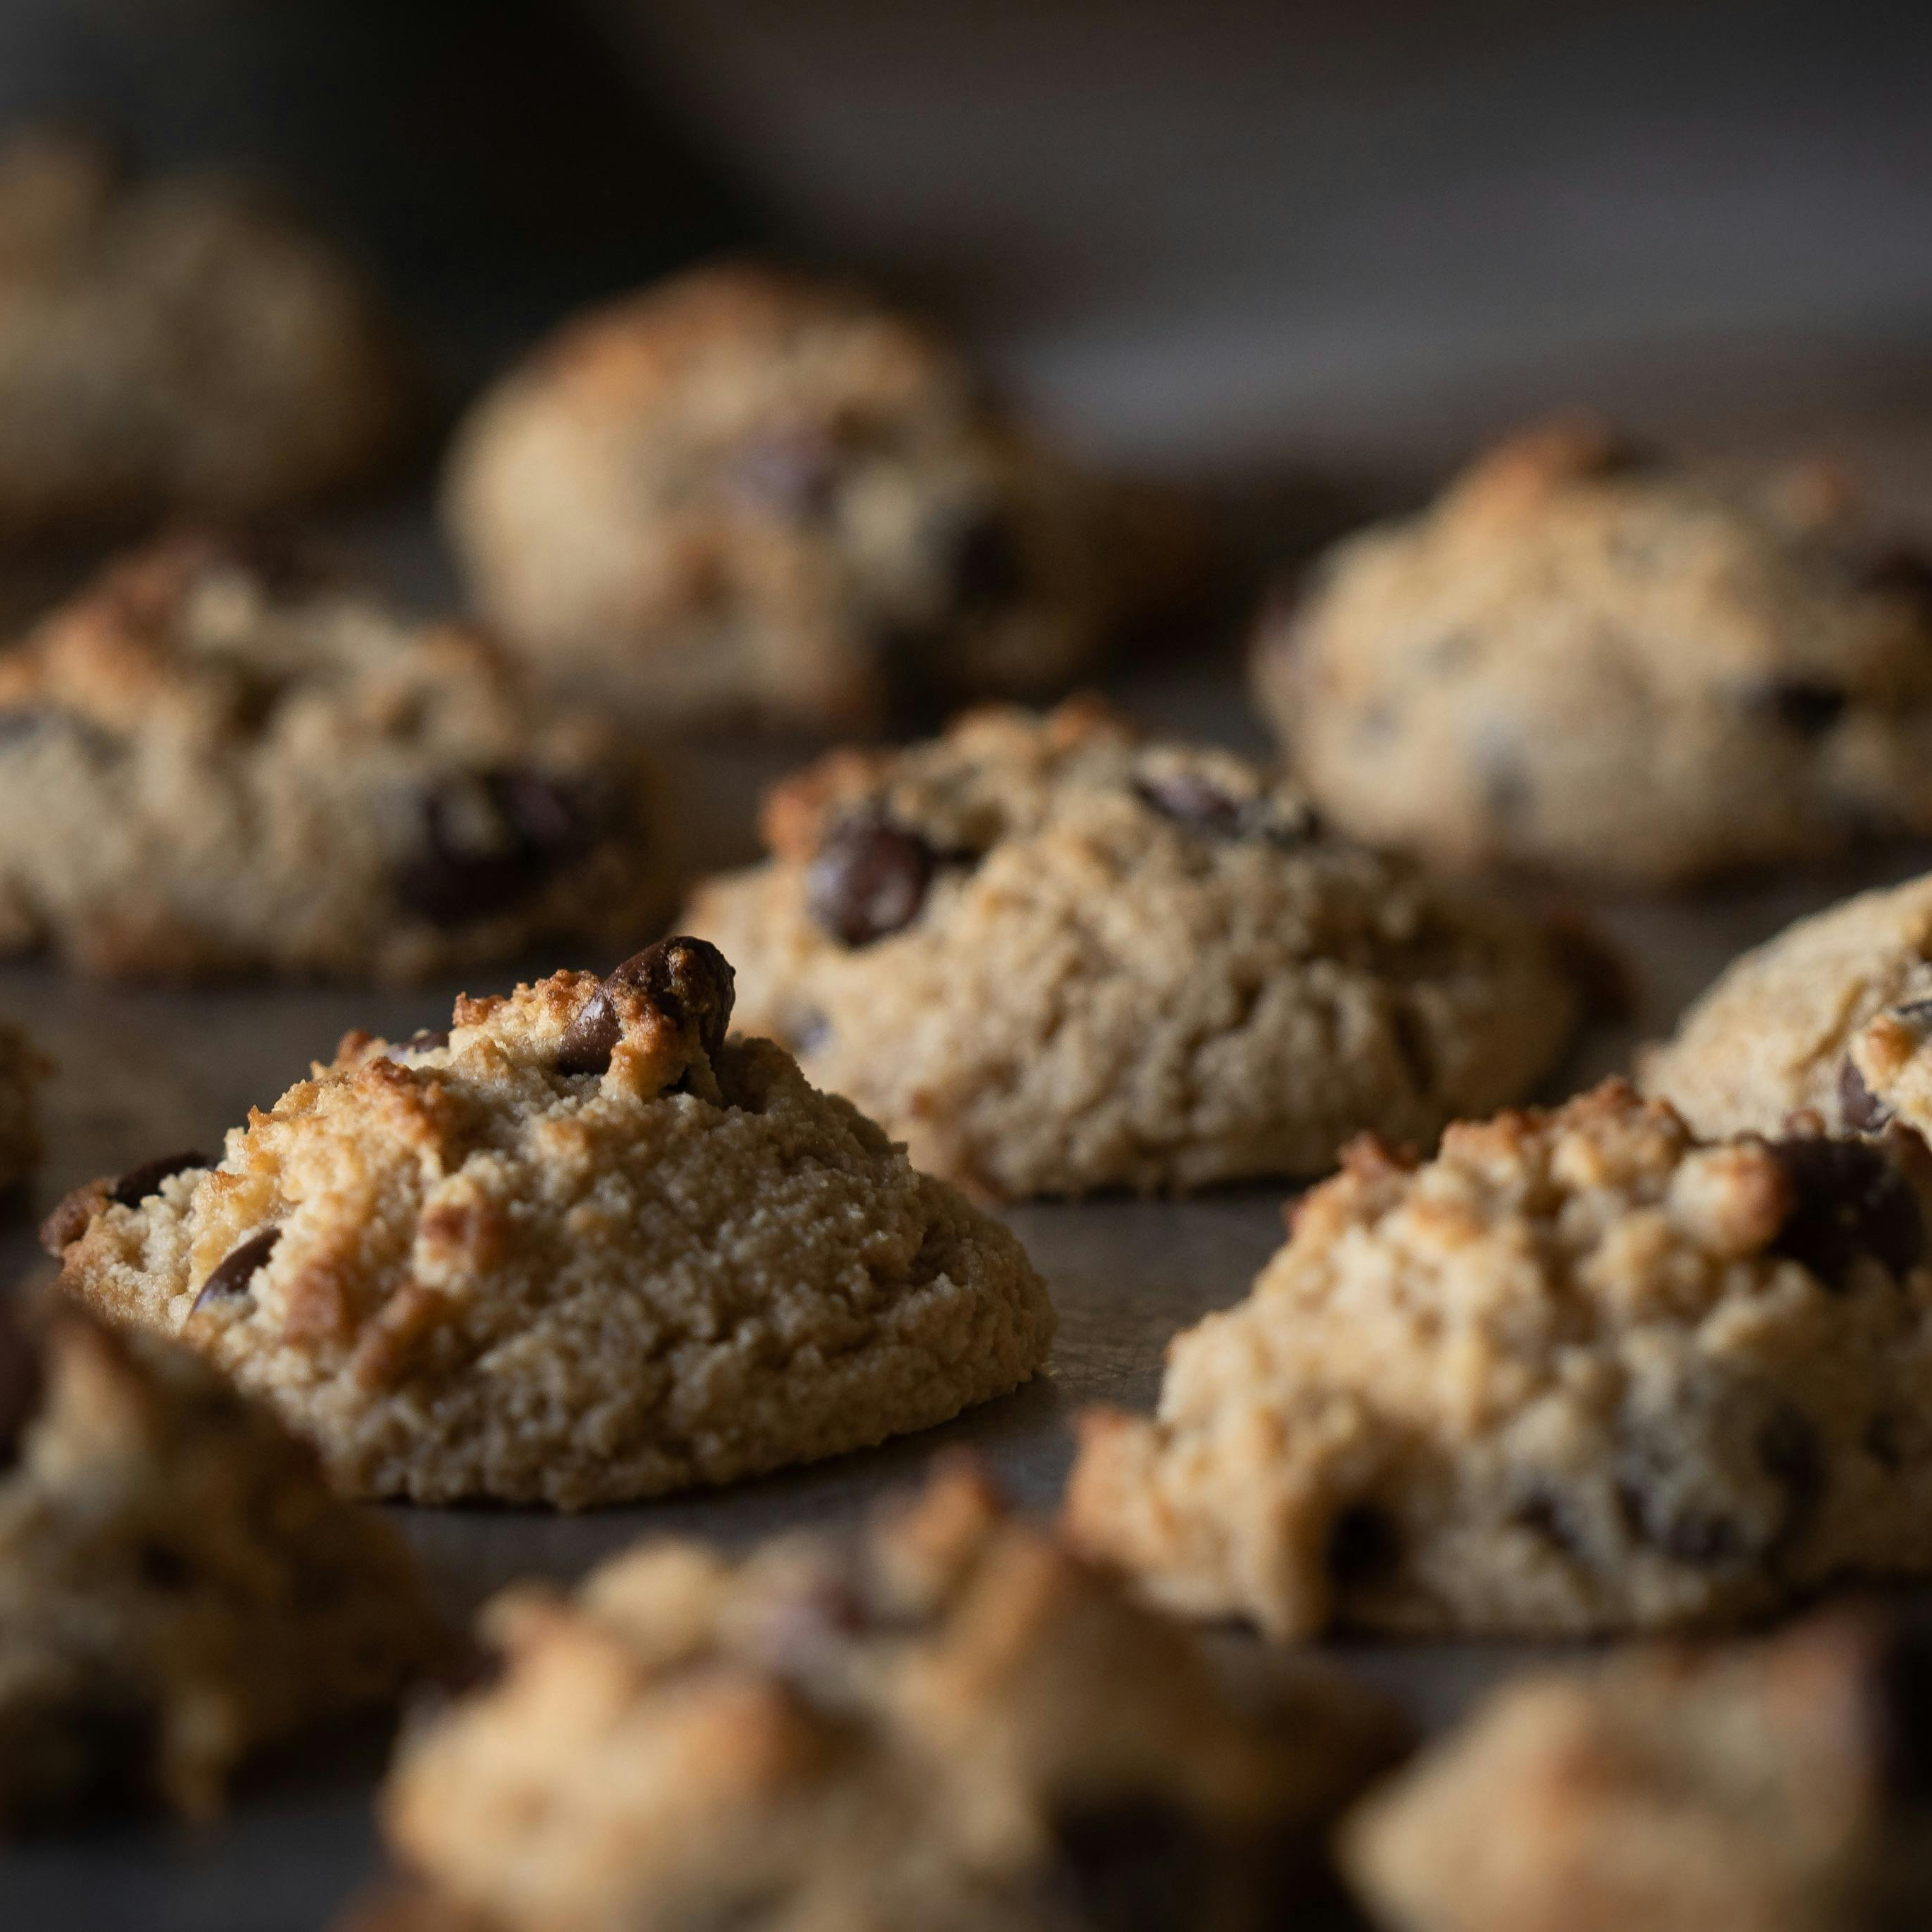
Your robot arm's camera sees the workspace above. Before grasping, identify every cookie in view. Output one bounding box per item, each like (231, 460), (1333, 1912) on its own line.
(0, 127), (412, 539)
(0, 531), (664, 980)
(686, 699), (1582, 1199)
(353, 1460), (1401, 1932)
(0, 1295), (442, 1829)
(1065, 1078), (1932, 1637)
(46, 938), (1052, 1506)
(1342, 1609), (1932, 1932)
(1642, 870), (1932, 1139)
(443, 262), (1116, 728)
(1254, 420), (1932, 884)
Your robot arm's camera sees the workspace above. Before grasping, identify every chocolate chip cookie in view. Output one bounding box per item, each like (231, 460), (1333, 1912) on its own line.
(0, 1296), (442, 1829)
(443, 262), (1117, 728)
(46, 938), (1052, 1506)
(1343, 1609), (1932, 1932)
(1255, 420), (1932, 884)
(1066, 1079), (1932, 1637)
(0, 531), (663, 979)
(350, 1460), (1400, 1932)
(686, 700), (1582, 1198)
(0, 127), (412, 539)
(1643, 868), (1932, 1140)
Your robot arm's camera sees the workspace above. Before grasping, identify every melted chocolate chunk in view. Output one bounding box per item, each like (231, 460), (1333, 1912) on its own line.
(557, 936), (737, 1078)
(107, 1151), (208, 1209)
(1132, 770), (1246, 836)
(726, 426), (842, 518)
(1840, 1054), (1893, 1132)
(1326, 1502), (1401, 1588)
(1754, 679), (1849, 738)
(388, 1029), (449, 1060)
(398, 769), (597, 928)
(1048, 1798), (1211, 1932)
(0, 1301), (42, 1471)
(1768, 1137), (1924, 1287)
(192, 1229), (280, 1312)
(805, 815), (938, 948)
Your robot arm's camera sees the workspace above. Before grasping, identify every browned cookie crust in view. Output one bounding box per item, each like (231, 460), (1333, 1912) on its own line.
(0, 531), (664, 980)
(353, 1461), (1401, 1932)
(47, 939), (1052, 1506)
(444, 262), (1115, 728)
(1067, 1079), (1932, 1638)
(0, 127), (412, 539)
(0, 1296), (443, 1829)
(1255, 420), (1932, 884)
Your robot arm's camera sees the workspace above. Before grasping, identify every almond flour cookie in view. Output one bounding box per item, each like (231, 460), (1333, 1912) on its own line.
(352, 1461), (1401, 1932)
(1642, 870), (1932, 1141)
(1065, 1079), (1932, 1638)
(0, 127), (412, 539)
(46, 938), (1052, 1506)
(1342, 1610), (1932, 1932)
(0, 1296), (442, 1829)
(444, 262), (1115, 728)
(1255, 421), (1932, 884)
(0, 531), (663, 980)
(686, 701), (1581, 1199)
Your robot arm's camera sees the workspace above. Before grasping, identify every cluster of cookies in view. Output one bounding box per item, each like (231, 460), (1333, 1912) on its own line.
(6, 118), (1932, 1932)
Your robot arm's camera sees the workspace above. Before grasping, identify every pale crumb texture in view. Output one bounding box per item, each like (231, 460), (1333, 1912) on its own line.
(0, 1301), (443, 1829)
(1643, 868), (1932, 1138)
(0, 126), (412, 539)
(444, 261), (1120, 729)
(1257, 419), (1932, 884)
(50, 941), (1052, 1507)
(1342, 1610), (1932, 1932)
(0, 531), (664, 981)
(1065, 1079), (1932, 1638)
(688, 699), (1580, 1199)
(356, 1461), (1399, 1932)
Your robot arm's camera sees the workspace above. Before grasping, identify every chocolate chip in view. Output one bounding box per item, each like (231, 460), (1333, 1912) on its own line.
(1870, 1616), (1932, 1804)
(1514, 1489), (1588, 1558)
(1132, 771), (1247, 836)
(726, 426), (842, 517)
(107, 1151), (207, 1209)
(0, 1301), (42, 1471)
(1753, 679), (1848, 737)
(192, 1229), (280, 1312)
(1894, 999), (1932, 1028)
(0, 710), (47, 747)
(389, 1029), (449, 1059)
(557, 936), (737, 1078)
(1618, 1485), (1745, 1567)
(397, 769), (596, 928)
(137, 1542), (192, 1590)
(1768, 1137), (1924, 1287)
(1756, 1404), (1823, 1546)
(1326, 1502), (1400, 1588)
(805, 815), (937, 948)
(1841, 1054), (1893, 1132)
(944, 510), (1025, 615)
(1048, 1798), (1210, 1932)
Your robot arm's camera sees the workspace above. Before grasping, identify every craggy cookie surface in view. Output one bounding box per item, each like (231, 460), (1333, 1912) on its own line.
(47, 939), (1052, 1506)
(355, 1462), (1398, 1932)
(0, 532), (663, 979)
(0, 1299), (441, 1829)
(689, 700), (1580, 1198)
(0, 127), (411, 538)
(1066, 1079), (1932, 1637)
(1256, 421), (1932, 883)
(444, 263), (1113, 728)
(1343, 1610), (1932, 1932)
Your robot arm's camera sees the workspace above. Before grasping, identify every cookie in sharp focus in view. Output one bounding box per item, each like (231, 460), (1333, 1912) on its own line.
(0, 126), (413, 539)
(1065, 1077), (1932, 1637)
(1342, 1607), (1932, 1932)
(45, 938), (1053, 1506)
(0, 529), (665, 979)
(344, 1459), (1403, 1932)
(0, 1294), (443, 1830)
(685, 698), (1583, 1198)
(442, 260), (1122, 729)
(1254, 419), (1932, 885)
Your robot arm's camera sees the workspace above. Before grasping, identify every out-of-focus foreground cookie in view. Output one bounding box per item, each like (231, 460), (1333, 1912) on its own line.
(1255, 420), (1932, 885)
(46, 938), (1052, 1506)
(688, 699), (1583, 1199)
(443, 262), (1127, 729)
(1066, 1079), (1932, 1637)
(1642, 868), (1932, 1140)
(1342, 1609), (1932, 1932)
(0, 127), (413, 539)
(0, 1296), (443, 1830)
(346, 1460), (1403, 1932)
(0, 531), (664, 980)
